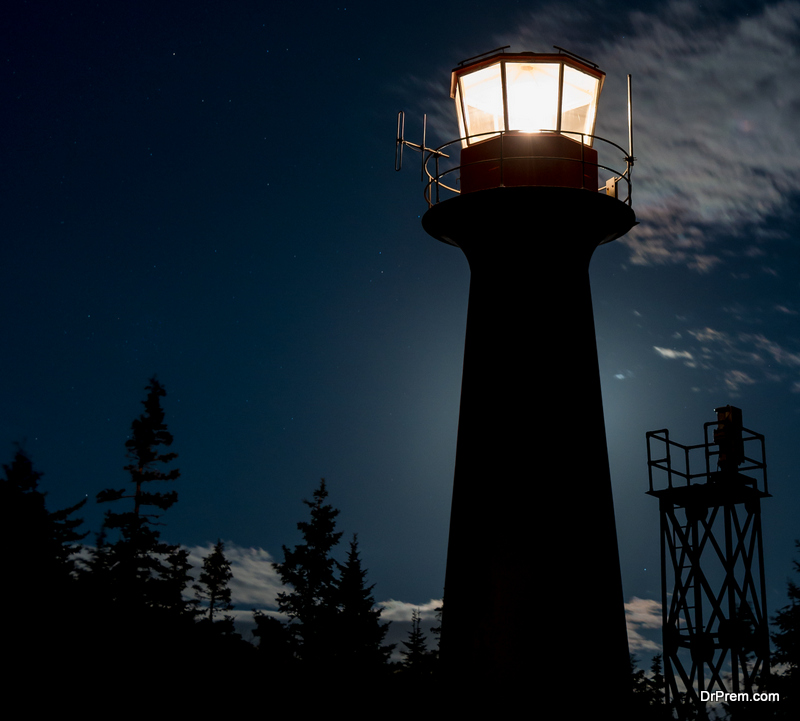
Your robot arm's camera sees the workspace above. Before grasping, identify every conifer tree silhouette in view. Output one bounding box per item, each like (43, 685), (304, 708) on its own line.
(768, 540), (800, 719)
(93, 377), (186, 616)
(630, 654), (672, 719)
(401, 608), (433, 675)
(252, 610), (295, 671)
(195, 539), (234, 624)
(273, 478), (342, 668)
(2, 448), (87, 685)
(2, 447), (87, 579)
(334, 533), (394, 672)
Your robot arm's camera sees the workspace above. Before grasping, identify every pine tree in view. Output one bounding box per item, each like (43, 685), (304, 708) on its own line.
(768, 540), (800, 719)
(273, 478), (342, 668)
(93, 376), (186, 614)
(1, 447), (87, 579)
(194, 540), (234, 623)
(333, 533), (394, 673)
(630, 654), (673, 719)
(97, 376), (179, 520)
(161, 546), (197, 618)
(1, 448), (88, 682)
(252, 610), (295, 671)
(401, 608), (432, 675)
(430, 601), (443, 662)
(646, 654), (666, 707)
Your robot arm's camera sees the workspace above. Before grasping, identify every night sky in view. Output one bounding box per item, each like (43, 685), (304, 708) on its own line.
(3, 0), (799, 657)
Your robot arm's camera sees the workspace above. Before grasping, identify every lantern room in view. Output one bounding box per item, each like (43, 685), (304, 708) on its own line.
(451, 48), (605, 193)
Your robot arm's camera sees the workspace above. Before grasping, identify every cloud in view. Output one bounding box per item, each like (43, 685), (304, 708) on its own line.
(494, 1), (800, 271)
(688, 328), (731, 345)
(377, 598), (443, 622)
(626, 596), (662, 653)
(652, 325), (800, 391)
(745, 333), (800, 367)
(186, 543), (442, 624)
(605, 1), (800, 270)
(654, 346), (695, 363)
(70, 541), (287, 639)
(723, 369), (757, 392)
(186, 542), (284, 611)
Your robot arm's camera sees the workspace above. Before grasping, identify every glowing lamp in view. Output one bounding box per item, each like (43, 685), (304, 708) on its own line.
(451, 50), (605, 192)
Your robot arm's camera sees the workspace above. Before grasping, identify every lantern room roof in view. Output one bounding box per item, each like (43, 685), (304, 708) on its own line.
(449, 49), (605, 99)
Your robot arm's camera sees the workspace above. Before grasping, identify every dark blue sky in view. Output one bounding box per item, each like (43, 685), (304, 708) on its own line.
(3, 0), (799, 654)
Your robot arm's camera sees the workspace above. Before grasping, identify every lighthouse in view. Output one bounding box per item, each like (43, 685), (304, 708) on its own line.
(397, 46), (637, 709)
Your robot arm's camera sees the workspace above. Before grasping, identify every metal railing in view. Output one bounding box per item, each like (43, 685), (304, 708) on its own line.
(646, 424), (768, 495)
(420, 128), (634, 209)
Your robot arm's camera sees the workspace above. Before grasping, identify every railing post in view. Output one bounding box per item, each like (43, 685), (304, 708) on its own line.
(580, 133), (585, 189)
(665, 431), (673, 489)
(499, 132), (504, 187)
(627, 157), (633, 206)
(685, 446), (691, 485)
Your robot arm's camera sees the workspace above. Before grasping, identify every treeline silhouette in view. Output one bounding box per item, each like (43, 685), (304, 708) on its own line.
(4, 377), (797, 715)
(3, 377), (439, 700)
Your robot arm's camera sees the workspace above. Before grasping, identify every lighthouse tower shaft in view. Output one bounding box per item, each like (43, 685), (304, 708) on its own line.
(425, 186), (635, 704)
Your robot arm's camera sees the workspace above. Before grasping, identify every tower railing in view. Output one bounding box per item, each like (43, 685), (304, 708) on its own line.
(646, 423), (768, 495)
(420, 129), (634, 208)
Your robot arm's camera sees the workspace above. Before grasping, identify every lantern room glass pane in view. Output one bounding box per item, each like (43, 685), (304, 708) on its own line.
(455, 84), (467, 144)
(560, 66), (600, 145)
(459, 63), (504, 144)
(505, 62), (560, 134)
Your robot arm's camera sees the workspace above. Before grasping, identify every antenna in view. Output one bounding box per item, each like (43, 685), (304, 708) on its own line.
(627, 75), (634, 161)
(627, 75), (635, 206)
(394, 110), (449, 181)
(394, 111), (404, 172)
(421, 114), (427, 181)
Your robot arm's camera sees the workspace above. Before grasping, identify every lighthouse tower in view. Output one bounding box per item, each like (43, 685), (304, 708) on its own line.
(397, 46), (637, 708)
(646, 406), (771, 716)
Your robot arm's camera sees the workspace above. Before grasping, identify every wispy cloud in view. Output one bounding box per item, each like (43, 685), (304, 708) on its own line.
(605, 1), (800, 270)
(626, 596), (662, 653)
(653, 326), (800, 391)
(501, 1), (800, 271)
(724, 369), (758, 393)
(377, 598), (443, 622)
(186, 542), (283, 611)
(746, 333), (800, 367)
(654, 347), (695, 363)
(186, 542), (440, 627)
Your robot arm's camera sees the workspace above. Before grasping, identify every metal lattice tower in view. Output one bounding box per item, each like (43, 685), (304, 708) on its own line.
(646, 406), (770, 715)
